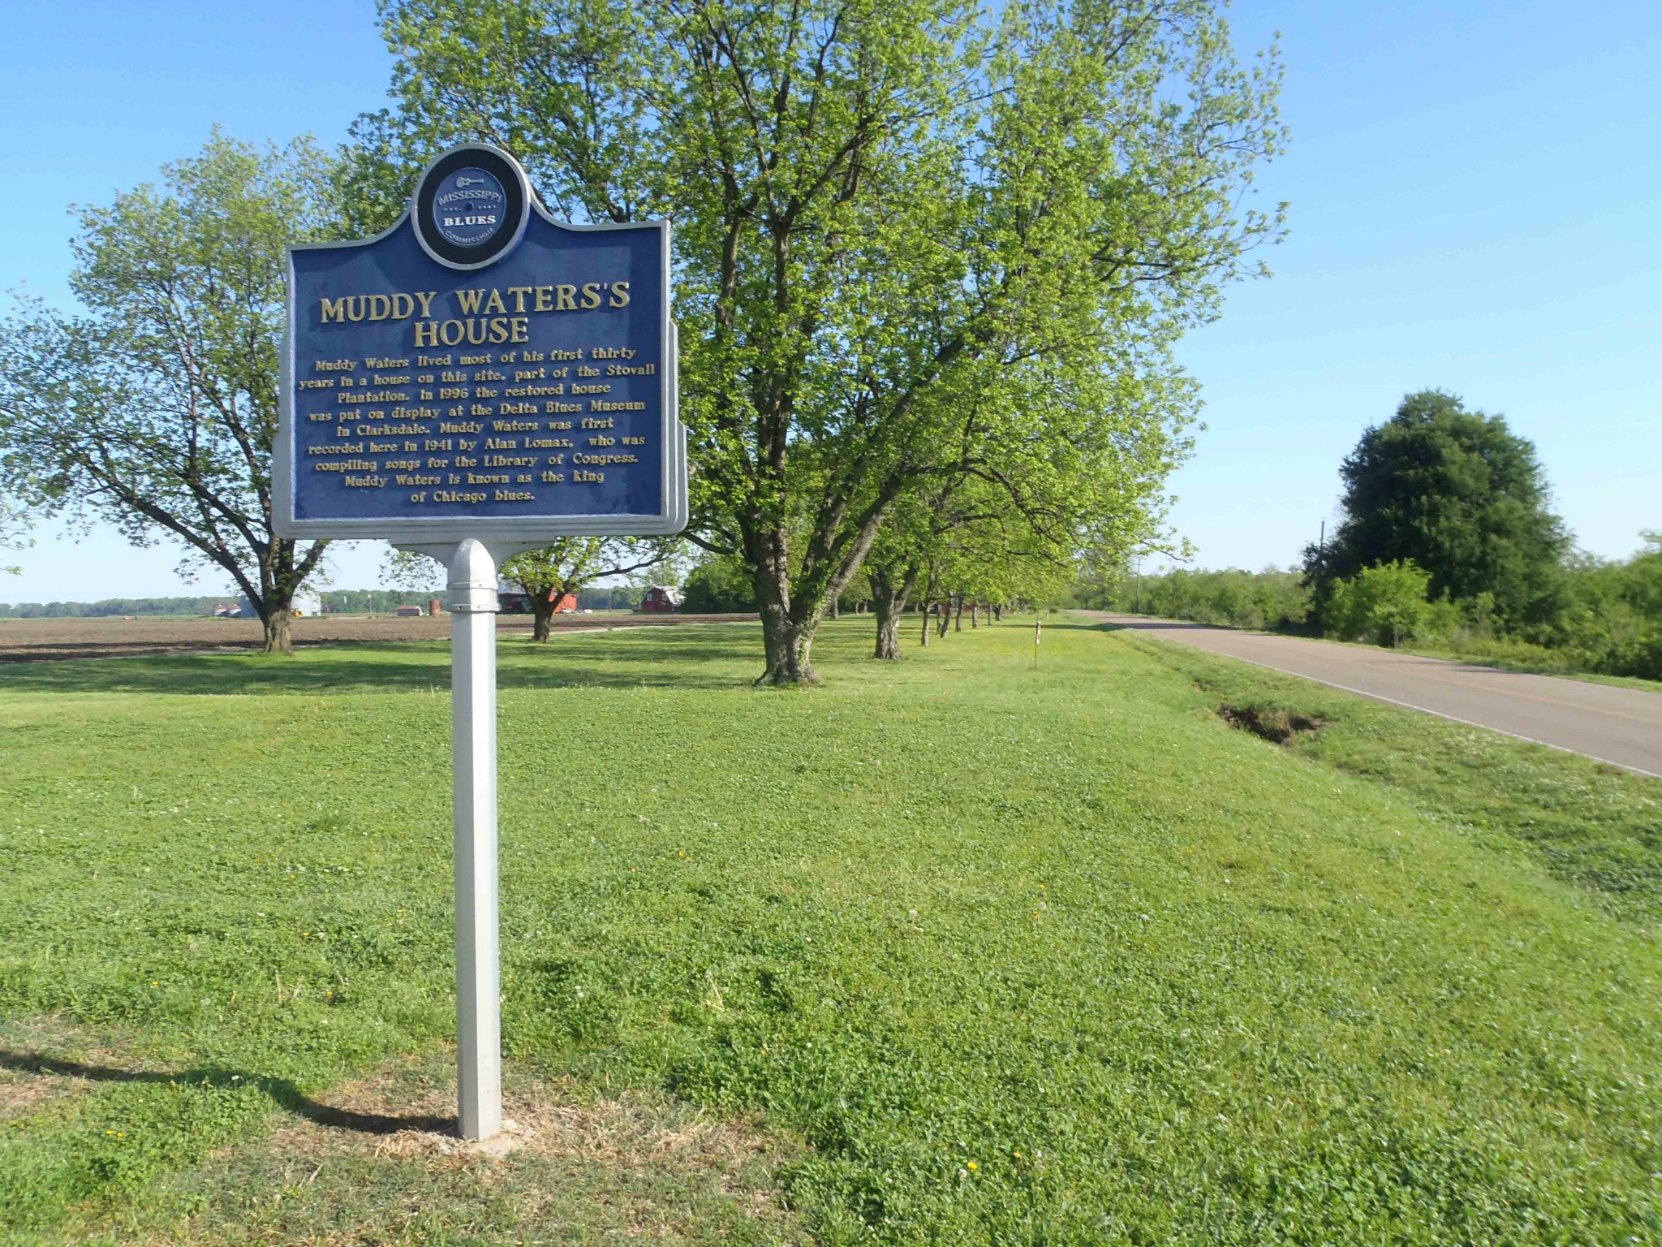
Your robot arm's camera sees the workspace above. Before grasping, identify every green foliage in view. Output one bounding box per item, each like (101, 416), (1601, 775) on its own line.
(361, 0), (1285, 681)
(1326, 560), (1434, 647)
(1089, 565), (1311, 630)
(681, 553), (757, 614)
(1085, 539), (1662, 682)
(1319, 391), (1570, 629)
(0, 596), (220, 618)
(318, 588), (439, 614)
(1532, 536), (1662, 679)
(578, 583), (644, 611)
(0, 493), (28, 575)
(0, 131), (342, 651)
(2, 623), (1659, 1243)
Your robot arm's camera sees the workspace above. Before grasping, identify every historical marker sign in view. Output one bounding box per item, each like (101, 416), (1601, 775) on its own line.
(275, 147), (684, 1143)
(278, 144), (685, 543)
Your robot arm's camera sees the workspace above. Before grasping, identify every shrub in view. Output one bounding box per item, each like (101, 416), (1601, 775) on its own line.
(1327, 561), (1433, 647)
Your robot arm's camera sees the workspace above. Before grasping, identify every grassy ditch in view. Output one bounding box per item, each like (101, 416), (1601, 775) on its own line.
(1, 619), (1658, 1244)
(1112, 626), (1662, 925)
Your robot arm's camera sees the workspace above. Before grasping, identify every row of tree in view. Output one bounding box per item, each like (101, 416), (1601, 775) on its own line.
(1, 2), (1285, 679)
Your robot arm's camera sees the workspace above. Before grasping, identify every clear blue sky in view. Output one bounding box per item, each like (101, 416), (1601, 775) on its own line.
(2, 1), (1658, 602)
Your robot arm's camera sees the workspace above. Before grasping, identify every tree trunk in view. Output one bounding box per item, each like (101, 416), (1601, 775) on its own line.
(992, 603), (1003, 622)
(919, 602), (930, 648)
(751, 540), (820, 685)
(757, 615), (818, 684)
(873, 597), (901, 660)
(953, 594), (964, 632)
(261, 604), (293, 655)
(869, 563), (915, 660)
(937, 603), (950, 638)
(531, 591), (555, 642)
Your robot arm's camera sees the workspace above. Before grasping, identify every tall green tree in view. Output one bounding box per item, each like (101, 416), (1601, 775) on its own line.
(1317, 390), (1570, 629)
(0, 132), (340, 652)
(363, 0), (1283, 682)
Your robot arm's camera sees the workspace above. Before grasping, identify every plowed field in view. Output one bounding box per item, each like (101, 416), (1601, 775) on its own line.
(0, 613), (755, 662)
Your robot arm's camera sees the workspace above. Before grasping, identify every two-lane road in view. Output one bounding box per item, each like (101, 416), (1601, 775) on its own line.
(1088, 613), (1662, 779)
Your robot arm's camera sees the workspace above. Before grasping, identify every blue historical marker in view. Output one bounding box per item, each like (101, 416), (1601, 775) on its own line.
(277, 147), (685, 1144)
(277, 144), (685, 542)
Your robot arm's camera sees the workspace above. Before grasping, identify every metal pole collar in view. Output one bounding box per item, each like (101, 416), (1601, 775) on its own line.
(448, 539), (502, 615)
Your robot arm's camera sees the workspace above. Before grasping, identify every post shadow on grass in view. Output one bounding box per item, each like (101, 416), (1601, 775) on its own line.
(0, 1049), (453, 1136)
(0, 628), (765, 697)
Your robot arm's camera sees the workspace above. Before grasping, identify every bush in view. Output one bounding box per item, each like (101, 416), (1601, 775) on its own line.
(1327, 561), (1433, 647)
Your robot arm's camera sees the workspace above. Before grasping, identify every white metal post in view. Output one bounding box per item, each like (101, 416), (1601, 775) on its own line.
(448, 538), (503, 1140)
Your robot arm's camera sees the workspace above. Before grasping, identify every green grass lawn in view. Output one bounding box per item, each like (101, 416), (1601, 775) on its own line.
(1, 618), (1658, 1245)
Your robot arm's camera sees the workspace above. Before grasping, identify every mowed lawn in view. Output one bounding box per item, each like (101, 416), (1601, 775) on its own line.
(0, 618), (1657, 1245)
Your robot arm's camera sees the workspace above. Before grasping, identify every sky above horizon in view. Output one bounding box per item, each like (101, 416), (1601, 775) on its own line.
(2, 0), (1658, 602)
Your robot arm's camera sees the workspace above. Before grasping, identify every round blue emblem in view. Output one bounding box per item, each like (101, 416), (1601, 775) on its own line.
(432, 168), (508, 248)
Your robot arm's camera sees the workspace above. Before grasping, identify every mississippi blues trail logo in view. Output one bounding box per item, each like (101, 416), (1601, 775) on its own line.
(434, 168), (507, 248)
(412, 146), (530, 270)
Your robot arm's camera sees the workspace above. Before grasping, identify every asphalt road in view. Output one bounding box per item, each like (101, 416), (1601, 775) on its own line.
(1089, 613), (1662, 779)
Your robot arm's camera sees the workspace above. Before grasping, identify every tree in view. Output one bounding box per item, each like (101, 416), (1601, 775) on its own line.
(502, 538), (674, 640)
(681, 552), (757, 613)
(1316, 391), (1570, 631)
(359, 0), (1284, 683)
(0, 132), (340, 652)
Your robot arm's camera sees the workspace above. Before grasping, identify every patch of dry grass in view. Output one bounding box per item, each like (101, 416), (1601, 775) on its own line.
(84, 1051), (805, 1246)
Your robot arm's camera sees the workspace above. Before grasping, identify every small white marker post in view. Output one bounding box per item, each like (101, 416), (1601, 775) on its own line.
(1034, 617), (1042, 669)
(401, 537), (529, 1139)
(446, 538), (504, 1140)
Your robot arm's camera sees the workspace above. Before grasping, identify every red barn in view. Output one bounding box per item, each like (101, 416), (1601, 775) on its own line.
(638, 586), (682, 613)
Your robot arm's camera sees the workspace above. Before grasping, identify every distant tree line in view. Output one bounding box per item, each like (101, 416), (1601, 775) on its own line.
(1080, 566), (1310, 633)
(1, 589), (435, 618)
(1085, 391), (1662, 681)
(0, 596), (233, 618)
(318, 589), (451, 614)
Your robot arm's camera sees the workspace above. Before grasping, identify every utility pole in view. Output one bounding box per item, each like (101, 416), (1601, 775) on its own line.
(1315, 519), (1326, 630)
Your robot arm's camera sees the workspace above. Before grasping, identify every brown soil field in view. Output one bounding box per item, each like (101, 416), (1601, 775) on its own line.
(0, 613), (756, 663)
